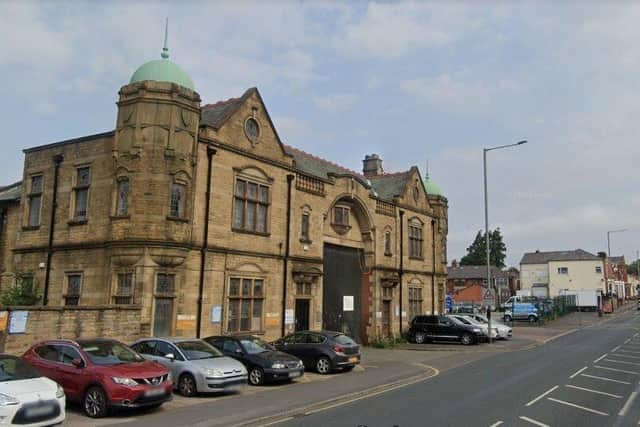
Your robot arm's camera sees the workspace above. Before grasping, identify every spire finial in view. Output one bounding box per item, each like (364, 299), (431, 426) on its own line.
(425, 159), (430, 179)
(161, 18), (169, 59)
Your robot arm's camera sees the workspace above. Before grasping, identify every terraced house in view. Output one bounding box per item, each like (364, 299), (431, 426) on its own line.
(0, 40), (448, 345)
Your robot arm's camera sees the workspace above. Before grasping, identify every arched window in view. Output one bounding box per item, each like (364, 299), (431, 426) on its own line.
(116, 178), (129, 216)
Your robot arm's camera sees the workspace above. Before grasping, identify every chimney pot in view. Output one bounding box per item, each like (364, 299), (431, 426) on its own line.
(362, 154), (383, 176)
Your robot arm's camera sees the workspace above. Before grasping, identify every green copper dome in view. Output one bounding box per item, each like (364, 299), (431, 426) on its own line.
(129, 20), (195, 90)
(424, 174), (443, 196)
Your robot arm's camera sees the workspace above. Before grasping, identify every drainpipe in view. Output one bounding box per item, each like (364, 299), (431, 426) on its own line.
(196, 146), (216, 338)
(431, 219), (436, 314)
(43, 154), (63, 306)
(398, 210), (404, 336)
(281, 174), (295, 337)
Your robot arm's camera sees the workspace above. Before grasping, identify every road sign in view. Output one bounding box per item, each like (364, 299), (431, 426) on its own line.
(482, 288), (495, 307)
(445, 294), (453, 313)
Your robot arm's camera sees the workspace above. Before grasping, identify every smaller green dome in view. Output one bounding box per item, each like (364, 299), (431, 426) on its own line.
(424, 174), (443, 196)
(130, 59), (194, 90)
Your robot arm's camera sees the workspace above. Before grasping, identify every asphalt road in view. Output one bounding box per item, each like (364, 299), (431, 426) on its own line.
(279, 310), (640, 427)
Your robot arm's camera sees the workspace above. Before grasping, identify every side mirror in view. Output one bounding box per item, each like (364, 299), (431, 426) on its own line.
(234, 348), (243, 355)
(71, 358), (84, 368)
(165, 353), (175, 361)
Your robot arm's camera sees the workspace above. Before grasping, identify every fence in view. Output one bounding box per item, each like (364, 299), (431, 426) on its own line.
(538, 295), (577, 321)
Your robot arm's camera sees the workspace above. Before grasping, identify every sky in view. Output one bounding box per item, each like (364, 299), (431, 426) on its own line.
(1, 1), (640, 267)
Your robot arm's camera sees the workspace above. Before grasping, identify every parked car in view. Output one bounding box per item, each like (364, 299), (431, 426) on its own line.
(408, 315), (484, 345)
(204, 335), (304, 386)
(130, 338), (247, 396)
(272, 331), (360, 374)
(447, 314), (497, 340)
(463, 313), (512, 339)
(22, 338), (172, 418)
(503, 303), (539, 322)
(451, 303), (480, 314)
(0, 354), (66, 426)
(501, 295), (539, 310)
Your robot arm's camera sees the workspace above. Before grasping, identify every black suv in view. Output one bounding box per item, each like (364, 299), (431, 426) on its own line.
(408, 315), (484, 345)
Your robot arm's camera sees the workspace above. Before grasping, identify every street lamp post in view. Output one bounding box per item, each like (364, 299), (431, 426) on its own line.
(484, 140), (527, 344)
(607, 229), (628, 257)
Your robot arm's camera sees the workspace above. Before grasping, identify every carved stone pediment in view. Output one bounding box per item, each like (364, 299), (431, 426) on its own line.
(292, 264), (322, 284)
(150, 248), (188, 267)
(381, 273), (400, 288)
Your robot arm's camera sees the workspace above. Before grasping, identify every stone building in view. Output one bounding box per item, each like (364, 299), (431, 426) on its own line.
(0, 40), (448, 344)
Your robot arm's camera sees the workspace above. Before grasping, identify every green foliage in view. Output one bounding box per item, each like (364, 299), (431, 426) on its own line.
(368, 336), (407, 348)
(0, 275), (41, 306)
(460, 228), (507, 268)
(628, 262), (639, 275)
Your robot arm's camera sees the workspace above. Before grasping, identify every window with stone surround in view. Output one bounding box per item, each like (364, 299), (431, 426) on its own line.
(408, 287), (423, 320)
(227, 277), (264, 332)
(28, 175), (43, 227)
(409, 222), (423, 259)
(64, 273), (82, 306)
(73, 167), (91, 221)
(384, 230), (392, 256)
(156, 273), (176, 294)
(116, 179), (129, 216)
(169, 183), (186, 219)
(114, 272), (134, 304)
(300, 213), (310, 242)
(333, 205), (349, 226)
(233, 178), (269, 234)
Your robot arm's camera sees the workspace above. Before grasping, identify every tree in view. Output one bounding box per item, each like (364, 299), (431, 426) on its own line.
(0, 274), (41, 306)
(460, 228), (507, 268)
(629, 262), (639, 276)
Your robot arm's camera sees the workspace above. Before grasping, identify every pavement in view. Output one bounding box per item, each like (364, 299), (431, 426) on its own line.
(64, 303), (637, 427)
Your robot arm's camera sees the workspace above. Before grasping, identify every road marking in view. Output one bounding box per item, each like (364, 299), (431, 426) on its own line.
(618, 349), (640, 355)
(613, 345), (622, 352)
(619, 391), (638, 416)
(626, 339), (631, 344)
(594, 354), (608, 363)
(605, 358), (640, 366)
(547, 397), (608, 416)
(595, 365), (640, 375)
(519, 416), (550, 427)
(488, 422), (503, 427)
(565, 384), (622, 398)
(526, 385), (559, 406)
(611, 353), (640, 360)
(581, 374), (631, 385)
(569, 367), (588, 379)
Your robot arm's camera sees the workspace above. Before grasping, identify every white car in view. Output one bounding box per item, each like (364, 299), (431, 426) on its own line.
(447, 315), (498, 340)
(464, 314), (512, 340)
(0, 354), (65, 426)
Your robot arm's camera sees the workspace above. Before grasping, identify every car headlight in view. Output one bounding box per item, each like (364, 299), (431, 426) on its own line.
(298, 360), (304, 368)
(202, 368), (224, 378)
(112, 377), (138, 387)
(0, 393), (19, 406)
(472, 328), (482, 333)
(271, 362), (286, 369)
(55, 383), (65, 399)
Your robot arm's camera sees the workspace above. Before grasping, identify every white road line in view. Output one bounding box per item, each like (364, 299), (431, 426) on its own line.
(594, 354), (608, 363)
(569, 367), (588, 379)
(547, 397), (609, 416)
(519, 416), (550, 427)
(565, 384), (623, 398)
(618, 349), (640, 355)
(611, 353), (640, 360)
(619, 391), (638, 416)
(581, 373), (631, 385)
(526, 385), (559, 406)
(605, 358), (640, 366)
(488, 422), (503, 427)
(595, 365), (640, 375)
(626, 339), (631, 344)
(613, 345), (622, 352)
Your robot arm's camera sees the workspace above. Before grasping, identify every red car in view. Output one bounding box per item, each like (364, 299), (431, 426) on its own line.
(22, 338), (172, 418)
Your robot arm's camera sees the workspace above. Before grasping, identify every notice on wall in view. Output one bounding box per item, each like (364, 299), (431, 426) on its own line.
(375, 311), (382, 319)
(210, 306), (222, 323)
(343, 296), (354, 312)
(265, 313), (280, 327)
(0, 311), (7, 333)
(8, 310), (28, 334)
(176, 314), (196, 330)
(285, 309), (295, 325)
(395, 305), (400, 316)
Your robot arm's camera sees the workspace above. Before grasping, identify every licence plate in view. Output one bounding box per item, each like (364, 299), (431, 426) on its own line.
(348, 357), (359, 363)
(25, 404), (55, 418)
(289, 371), (301, 378)
(144, 387), (165, 398)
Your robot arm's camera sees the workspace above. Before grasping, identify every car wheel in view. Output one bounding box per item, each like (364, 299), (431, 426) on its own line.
(415, 332), (427, 344)
(249, 367), (265, 386)
(460, 333), (474, 346)
(316, 356), (332, 375)
(178, 373), (197, 397)
(84, 386), (108, 418)
(528, 315), (537, 323)
(504, 315), (512, 322)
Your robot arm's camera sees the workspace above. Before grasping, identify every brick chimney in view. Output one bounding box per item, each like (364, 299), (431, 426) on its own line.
(362, 154), (383, 177)
(451, 259), (458, 268)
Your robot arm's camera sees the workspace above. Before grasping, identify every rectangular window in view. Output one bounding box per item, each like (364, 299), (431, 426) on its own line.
(74, 167), (91, 220)
(558, 267), (568, 275)
(28, 175), (43, 227)
(408, 287), (423, 320)
(169, 183), (185, 218)
(233, 178), (269, 233)
(595, 266), (602, 274)
(384, 231), (392, 255)
(334, 206), (349, 226)
(296, 283), (312, 296)
(116, 179), (129, 216)
(156, 273), (175, 294)
(301, 213), (310, 241)
(65, 274), (82, 306)
(114, 273), (133, 304)
(227, 277), (264, 332)
(409, 225), (423, 258)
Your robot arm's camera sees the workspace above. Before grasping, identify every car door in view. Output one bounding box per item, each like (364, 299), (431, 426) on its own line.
(55, 344), (90, 401)
(279, 333), (307, 361)
(155, 340), (185, 382)
(424, 316), (439, 339)
(438, 317), (457, 341)
(222, 338), (246, 363)
(31, 344), (61, 380)
(303, 333), (326, 365)
(133, 340), (162, 363)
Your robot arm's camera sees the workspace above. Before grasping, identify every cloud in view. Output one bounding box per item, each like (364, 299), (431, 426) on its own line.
(313, 93), (358, 112)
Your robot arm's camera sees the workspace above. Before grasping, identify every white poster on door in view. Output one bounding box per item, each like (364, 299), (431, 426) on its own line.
(343, 296), (354, 311)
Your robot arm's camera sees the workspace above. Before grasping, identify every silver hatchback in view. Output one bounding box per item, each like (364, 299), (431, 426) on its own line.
(131, 338), (248, 396)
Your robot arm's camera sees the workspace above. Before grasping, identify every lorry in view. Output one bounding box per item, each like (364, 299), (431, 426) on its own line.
(558, 289), (599, 311)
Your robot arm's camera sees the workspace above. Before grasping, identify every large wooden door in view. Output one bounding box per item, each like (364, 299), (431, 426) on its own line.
(382, 300), (391, 337)
(153, 298), (173, 337)
(295, 299), (310, 331)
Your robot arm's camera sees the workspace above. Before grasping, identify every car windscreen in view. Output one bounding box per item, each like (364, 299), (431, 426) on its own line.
(332, 334), (356, 345)
(240, 338), (275, 354)
(0, 355), (40, 381)
(453, 316), (473, 325)
(79, 340), (145, 365)
(176, 340), (222, 360)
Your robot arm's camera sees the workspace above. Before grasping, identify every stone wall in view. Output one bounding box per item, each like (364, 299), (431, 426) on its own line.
(0, 305), (142, 355)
